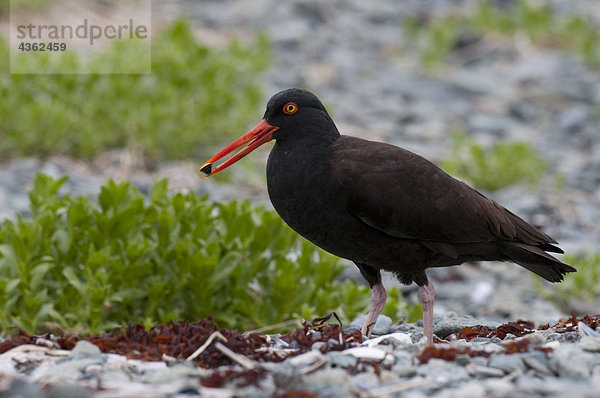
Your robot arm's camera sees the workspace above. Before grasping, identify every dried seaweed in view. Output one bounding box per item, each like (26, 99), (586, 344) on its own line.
(0, 317), (362, 368)
(450, 320), (535, 342)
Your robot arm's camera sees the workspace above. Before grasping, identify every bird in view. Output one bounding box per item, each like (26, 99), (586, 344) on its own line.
(200, 88), (576, 345)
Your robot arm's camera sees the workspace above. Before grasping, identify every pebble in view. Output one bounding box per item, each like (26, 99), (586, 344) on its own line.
(487, 354), (526, 374)
(434, 316), (500, 338)
(347, 314), (393, 335)
(70, 341), (101, 356)
(550, 344), (600, 379)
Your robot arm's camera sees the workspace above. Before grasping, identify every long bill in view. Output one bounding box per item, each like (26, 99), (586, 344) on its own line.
(199, 119), (279, 178)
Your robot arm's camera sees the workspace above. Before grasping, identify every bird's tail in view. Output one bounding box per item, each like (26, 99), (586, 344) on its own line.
(499, 241), (576, 282)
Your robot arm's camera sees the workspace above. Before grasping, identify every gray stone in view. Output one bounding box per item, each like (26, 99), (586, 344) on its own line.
(433, 316), (500, 338)
(44, 384), (94, 398)
(454, 354), (471, 366)
(350, 371), (380, 388)
(97, 369), (133, 389)
(487, 354), (526, 374)
(392, 365), (417, 378)
(550, 344), (600, 379)
(0, 378), (42, 398)
(139, 362), (198, 384)
(304, 369), (353, 397)
(453, 380), (486, 398)
(465, 364), (505, 378)
(329, 352), (357, 369)
(287, 351), (324, 367)
(417, 358), (470, 383)
(393, 350), (413, 366)
(581, 336), (600, 352)
(70, 340), (101, 356)
(522, 352), (553, 375)
(38, 355), (107, 382)
(348, 314), (392, 335)
(311, 342), (326, 351)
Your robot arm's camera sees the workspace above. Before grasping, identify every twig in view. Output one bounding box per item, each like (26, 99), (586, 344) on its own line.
(214, 342), (256, 369)
(362, 377), (434, 397)
(186, 331), (228, 361)
(299, 357), (330, 375)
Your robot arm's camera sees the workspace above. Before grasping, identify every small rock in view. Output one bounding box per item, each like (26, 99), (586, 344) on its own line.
(304, 369), (352, 397)
(523, 355), (553, 375)
(97, 370), (133, 389)
(328, 352), (357, 369)
(351, 371), (379, 389)
(487, 354), (526, 374)
(311, 342), (326, 351)
(550, 344), (600, 379)
(453, 380), (486, 397)
(580, 336), (600, 352)
(392, 365), (417, 378)
(393, 350), (413, 366)
(287, 350), (324, 367)
(44, 384), (94, 398)
(465, 364), (505, 378)
(348, 314), (392, 335)
(342, 347), (391, 362)
(70, 341), (101, 356)
(579, 322), (600, 338)
(434, 316), (500, 338)
(0, 378), (43, 398)
(417, 358), (470, 383)
(139, 362), (198, 384)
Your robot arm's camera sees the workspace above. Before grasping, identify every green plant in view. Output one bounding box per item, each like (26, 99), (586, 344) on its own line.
(405, 0), (600, 69)
(0, 175), (416, 334)
(381, 286), (422, 323)
(534, 254), (600, 306)
(0, 18), (269, 160)
(441, 131), (547, 192)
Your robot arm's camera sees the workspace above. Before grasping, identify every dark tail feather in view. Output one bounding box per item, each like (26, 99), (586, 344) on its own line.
(499, 242), (576, 282)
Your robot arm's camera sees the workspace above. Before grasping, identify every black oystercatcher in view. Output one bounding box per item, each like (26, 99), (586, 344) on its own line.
(200, 88), (575, 344)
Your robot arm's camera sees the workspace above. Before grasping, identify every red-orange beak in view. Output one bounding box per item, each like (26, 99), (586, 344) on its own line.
(200, 119), (280, 178)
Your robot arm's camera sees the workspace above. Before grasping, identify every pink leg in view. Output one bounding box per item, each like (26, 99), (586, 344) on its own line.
(417, 281), (435, 345)
(361, 282), (387, 337)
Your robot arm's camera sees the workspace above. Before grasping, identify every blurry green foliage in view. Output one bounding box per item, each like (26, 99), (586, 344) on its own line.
(0, 18), (269, 160)
(441, 131), (547, 192)
(534, 253), (600, 306)
(0, 175), (416, 334)
(382, 286), (422, 324)
(405, 0), (600, 69)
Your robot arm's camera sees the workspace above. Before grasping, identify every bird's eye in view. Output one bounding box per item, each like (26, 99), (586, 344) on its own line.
(283, 102), (298, 115)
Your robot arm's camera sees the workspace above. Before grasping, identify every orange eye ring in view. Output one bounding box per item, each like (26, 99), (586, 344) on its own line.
(283, 102), (298, 115)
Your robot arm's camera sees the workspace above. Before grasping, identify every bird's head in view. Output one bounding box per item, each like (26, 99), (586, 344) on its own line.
(200, 88), (337, 177)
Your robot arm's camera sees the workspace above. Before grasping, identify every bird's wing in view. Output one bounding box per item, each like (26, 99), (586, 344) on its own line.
(330, 136), (555, 253)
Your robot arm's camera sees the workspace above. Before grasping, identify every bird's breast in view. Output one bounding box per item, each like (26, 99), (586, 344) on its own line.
(266, 143), (341, 245)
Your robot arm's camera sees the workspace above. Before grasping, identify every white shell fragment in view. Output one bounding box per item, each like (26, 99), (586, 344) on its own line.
(364, 333), (412, 348)
(342, 347), (391, 361)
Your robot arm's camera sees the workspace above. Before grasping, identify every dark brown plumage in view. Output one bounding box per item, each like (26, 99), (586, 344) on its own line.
(201, 88), (576, 344)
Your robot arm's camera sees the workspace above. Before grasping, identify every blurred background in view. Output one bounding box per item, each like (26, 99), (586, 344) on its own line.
(0, 0), (598, 334)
